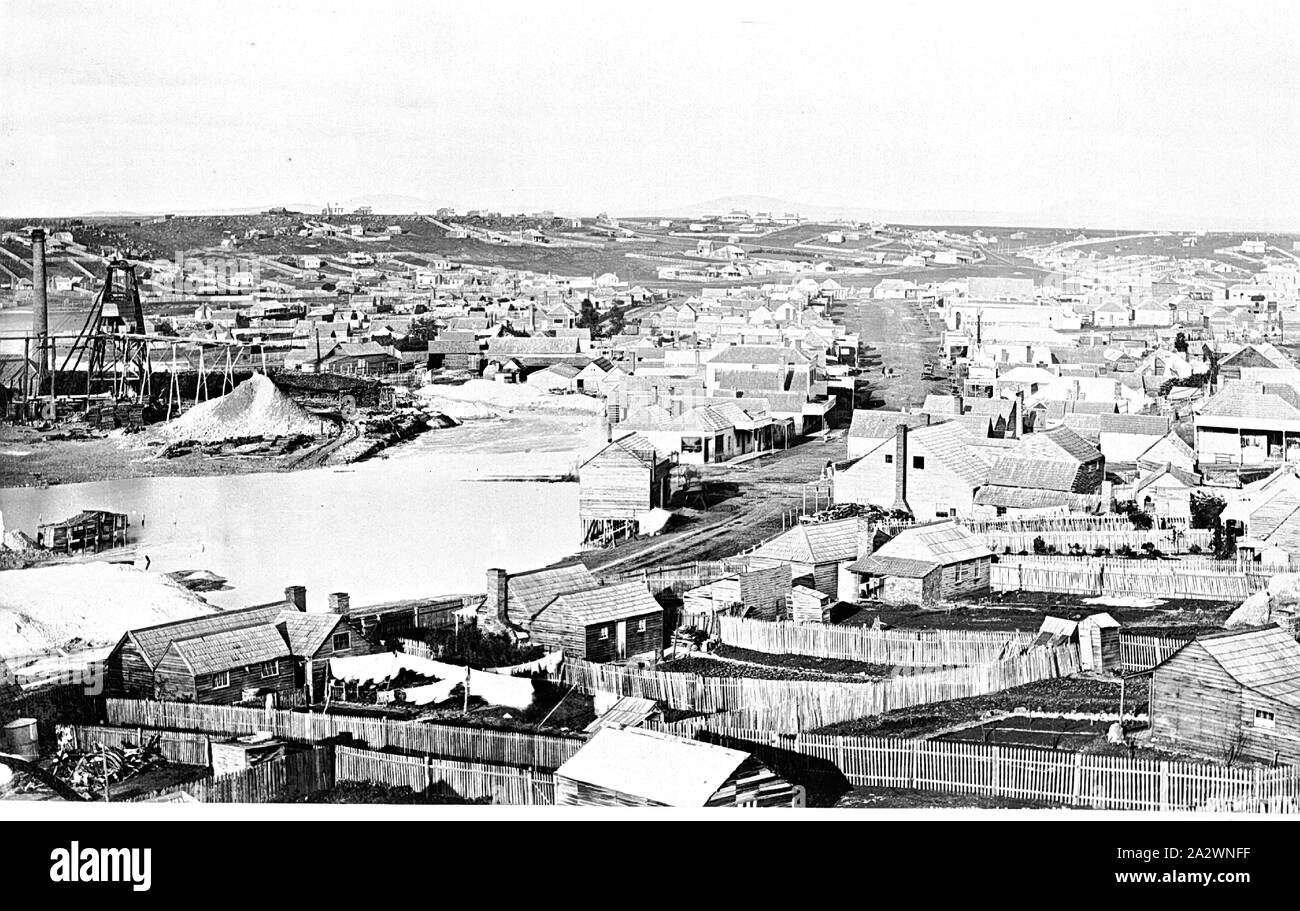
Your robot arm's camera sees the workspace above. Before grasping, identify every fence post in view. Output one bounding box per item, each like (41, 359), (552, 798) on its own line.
(909, 740), (919, 789)
(1071, 752), (1083, 807)
(990, 746), (1001, 797)
(1159, 761), (1170, 811)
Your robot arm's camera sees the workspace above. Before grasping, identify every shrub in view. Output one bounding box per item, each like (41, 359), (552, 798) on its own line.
(1188, 544), (1203, 555)
(1128, 511), (1154, 531)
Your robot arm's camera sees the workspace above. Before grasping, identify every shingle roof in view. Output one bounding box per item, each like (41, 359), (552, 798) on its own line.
(127, 604), (289, 669)
(751, 518), (860, 565)
(276, 611), (347, 657)
(168, 624), (291, 676)
(1179, 627), (1300, 708)
(1099, 414), (1170, 436)
(707, 345), (808, 365)
(848, 554), (939, 577)
(487, 337), (582, 356)
(848, 410), (928, 440)
(1199, 382), (1300, 422)
(508, 563), (598, 622)
(903, 422), (989, 487)
(973, 486), (1102, 509)
(537, 581), (662, 626)
(857, 522), (992, 571)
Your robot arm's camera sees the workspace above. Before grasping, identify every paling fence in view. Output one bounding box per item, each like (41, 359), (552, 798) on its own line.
(990, 558), (1265, 601)
(598, 560), (750, 597)
(335, 745), (555, 805)
(545, 646), (1080, 731)
(64, 724), (214, 767)
(681, 727), (1300, 813)
(982, 529), (1212, 556)
(103, 700), (585, 771)
(126, 746), (335, 804)
(1119, 634), (1192, 673)
(961, 515), (1191, 535)
(716, 616), (1034, 667)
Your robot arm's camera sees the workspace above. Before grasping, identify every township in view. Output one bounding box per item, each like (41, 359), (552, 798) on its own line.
(4, 211), (1300, 810)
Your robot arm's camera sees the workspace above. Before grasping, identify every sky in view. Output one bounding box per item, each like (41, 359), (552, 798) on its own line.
(1, 0), (1298, 229)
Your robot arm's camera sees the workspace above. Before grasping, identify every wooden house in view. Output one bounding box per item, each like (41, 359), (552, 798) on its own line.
(1151, 627), (1300, 765)
(748, 517), (860, 599)
(277, 605), (376, 701)
(554, 726), (802, 807)
(484, 563), (598, 634)
(37, 509), (128, 554)
(529, 582), (664, 661)
(1078, 612), (1121, 673)
(848, 521), (993, 606)
(578, 433), (675, 547)
(153, 624), (296, 705)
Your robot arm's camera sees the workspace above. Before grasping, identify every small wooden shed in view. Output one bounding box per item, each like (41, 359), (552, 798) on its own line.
(554, 726), (802, 807)
(1078, 612), (1122, 673)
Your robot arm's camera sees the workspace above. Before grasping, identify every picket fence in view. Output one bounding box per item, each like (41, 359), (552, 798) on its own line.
(991, 558), (1264, 601)
(983, 528), (1212, 556)
(691, 727), (1300, 813)
(335, 745), (556, 805)
(126, 746), (335, 804)
(961, 515), (1191, 535)
(65, 724), (214, 767)
(546, 646), (1080, 731)
(103, 700), (585, 771)
(716, 616), (1034, 667)
(1119, 634), (1192, 673)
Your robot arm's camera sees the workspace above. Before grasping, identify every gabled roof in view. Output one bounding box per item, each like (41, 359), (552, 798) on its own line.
(276, 611), (348, 657)
(1199, 381), (1300, 422)
(848, 410), (929, 440)
(486, 336), (583, 356)
(507, 563), (598, 620)
(851, 521), (992, 574)
(535, 581), (662, 626)
(125, 603), (289, 669)
(751, 518), (860, 565)
(1168, 627), (1300, 708)
(707, 345), (809, 365)
(167, 624), (290, 676)
(555, 726), (752, 806)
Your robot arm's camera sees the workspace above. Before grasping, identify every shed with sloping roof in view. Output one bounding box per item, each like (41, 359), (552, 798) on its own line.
(153, 624), (295, 704)
(1151, 627), (1300, 764)
(554, 726), (800, 807)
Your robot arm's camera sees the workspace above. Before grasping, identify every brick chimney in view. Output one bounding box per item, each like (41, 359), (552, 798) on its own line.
(487, 568), (509, 624)
(284, 585), (307, 612)
(328, 592), (350, 617)
(892, 423), (911, 514)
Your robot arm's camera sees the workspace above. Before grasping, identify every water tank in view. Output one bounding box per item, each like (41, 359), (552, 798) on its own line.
(2, 718), (39, 760)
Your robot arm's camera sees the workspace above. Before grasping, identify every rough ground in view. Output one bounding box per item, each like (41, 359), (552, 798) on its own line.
(834, 786), (1059, 810)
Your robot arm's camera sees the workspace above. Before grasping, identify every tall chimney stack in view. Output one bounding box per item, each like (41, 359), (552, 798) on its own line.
(892, 423), (911, 514)
(487, 568), (509, 625)
(284, 585), (307, 611)
(30, 228), (48, 376)
(328, 592), (350, 617)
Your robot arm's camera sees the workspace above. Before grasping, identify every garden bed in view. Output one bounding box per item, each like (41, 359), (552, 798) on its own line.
(813, 677), (1149, 739)
(834, 786), (1059, 810)
(711, 644), (893, 678)
(936, 716), (1113, 751)
(660, 654), (889, 682)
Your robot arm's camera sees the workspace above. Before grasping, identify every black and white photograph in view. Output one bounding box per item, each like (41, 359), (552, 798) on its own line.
(0, 0), (1295, 894)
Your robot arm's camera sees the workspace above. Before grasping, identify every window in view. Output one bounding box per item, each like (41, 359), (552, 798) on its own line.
(637, 619), (647, 633)
(884, 453), (893, 464)
(599, 627), (610, 640)
(912, 456), (925, 469)
(332, 632), (351, 651)
(953, 564), (967, 584)
(936, 508), (949, 518)
(260, 660), (279, 679)
(210, 671), (230, 689)
(1255, 709), (1276, 729)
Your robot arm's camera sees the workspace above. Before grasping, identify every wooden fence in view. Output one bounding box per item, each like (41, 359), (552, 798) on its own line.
(65, 724), (214, 767)
(991, 558), (1265, 601)
(716, 616), (1034, 667)
(962, 515), (1191, 534)
(982, 528), (1212, 556)
(546, 646), (1080, 731)
(598, 559), (750, 596)
(103, 700), (585, 770)
(691, 727), (1300, 813)
(335, 746), (555, 805)
(1119, 633), (1192, 673)
(127, 746), (335, 804)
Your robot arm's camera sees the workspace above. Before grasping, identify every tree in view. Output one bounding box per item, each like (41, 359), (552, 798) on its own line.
(1128, 510), (1154, 531)
(1173, 331), (1188, 354)
(605, 303), (627, 337)
(577, 299), (599, 330)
